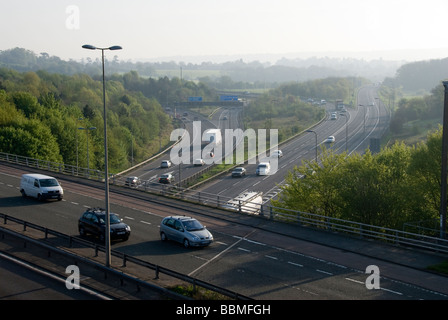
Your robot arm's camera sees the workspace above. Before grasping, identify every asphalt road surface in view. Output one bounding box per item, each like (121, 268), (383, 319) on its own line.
(1, 163), (447, 300)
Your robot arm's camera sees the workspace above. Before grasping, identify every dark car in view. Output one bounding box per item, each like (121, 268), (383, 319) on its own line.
(125, 176), (140, 187)
(231, 167), (246, 177)
(78, 207), (131, 242)
(159, 173), (174, 184)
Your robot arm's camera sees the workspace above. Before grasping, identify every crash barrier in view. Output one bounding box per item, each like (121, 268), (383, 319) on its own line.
(0, 213), (252, 300)
(2, 151), (448, 255)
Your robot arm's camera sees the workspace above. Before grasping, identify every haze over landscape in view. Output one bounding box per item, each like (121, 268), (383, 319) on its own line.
(2, 0), (448, 64)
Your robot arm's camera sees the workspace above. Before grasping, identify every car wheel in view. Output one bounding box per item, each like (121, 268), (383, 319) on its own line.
(183, 239), (190, 248)
(21, 190), (27, 198)
(79, 226), (86, 237)
(160, 232), (167, 241)
(37, 194), (42, 201)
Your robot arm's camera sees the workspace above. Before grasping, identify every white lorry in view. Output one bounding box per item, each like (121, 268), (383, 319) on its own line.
(20, 173), (64, 201)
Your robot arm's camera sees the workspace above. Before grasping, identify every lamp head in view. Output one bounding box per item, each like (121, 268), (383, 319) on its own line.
(82, 44), (96, 50)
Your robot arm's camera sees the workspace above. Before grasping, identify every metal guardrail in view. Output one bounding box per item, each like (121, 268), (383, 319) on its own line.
(0, 212), (252, 300)
(2, 151), (448, 255)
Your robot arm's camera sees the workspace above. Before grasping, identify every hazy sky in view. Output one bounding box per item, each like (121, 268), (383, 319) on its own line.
(2, 0), (448, 63)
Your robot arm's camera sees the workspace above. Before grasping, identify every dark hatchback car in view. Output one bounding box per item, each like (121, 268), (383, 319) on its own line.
(231, 167), (246, 177)
(78, 207), (131, 242)
(125, 176), (140, 187)
(159, 173), (174, 184)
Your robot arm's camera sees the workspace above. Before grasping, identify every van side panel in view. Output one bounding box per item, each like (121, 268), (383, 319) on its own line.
(20, 174), (63, 201)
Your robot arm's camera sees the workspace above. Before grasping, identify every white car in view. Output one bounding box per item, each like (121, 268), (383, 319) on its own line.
(325, 136), (335, 143)
(194, 158), (205, 166)
(272, 150), (283, 158)
(161, 160), (172, 168)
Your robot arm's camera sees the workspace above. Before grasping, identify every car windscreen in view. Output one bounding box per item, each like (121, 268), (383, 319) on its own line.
(39, 179), (59, 187)
(183, 219), (204, 231)
(97, 213), (122, 224)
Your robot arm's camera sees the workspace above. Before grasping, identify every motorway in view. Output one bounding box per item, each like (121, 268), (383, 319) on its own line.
(192, 84), (390, 205)
(1, 163), (448, 300)
(120, 85), (388, 206)
(119, 106), (242, 189)
(2, 85), (448, 300)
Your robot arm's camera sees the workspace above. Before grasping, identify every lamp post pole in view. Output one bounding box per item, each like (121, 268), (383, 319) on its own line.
(82, 44), (122, 267)
(440, 81), (448, 239)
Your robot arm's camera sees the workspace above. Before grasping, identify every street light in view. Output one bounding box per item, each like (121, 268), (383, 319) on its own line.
(306, 130), (318, 163)
(78, 126), (96, 173)
(440, 81), (448, 239)
(82, 44), (122, 267)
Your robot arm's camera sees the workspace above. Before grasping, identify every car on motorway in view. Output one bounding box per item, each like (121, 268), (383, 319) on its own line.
(160, 216), (213, 248)
(78, 207), (131, 242)
(231, 167), (246, 177)
(160, 160), (172, 168)
(330, 112), (337, 120)
(325, 136), (335, 143)
(194, 158), (205, 166)
(256, 162), (271, 175)
(271, 150), (283, 158)
(159, 173), (175, 184)
(125, 176), (140, 187)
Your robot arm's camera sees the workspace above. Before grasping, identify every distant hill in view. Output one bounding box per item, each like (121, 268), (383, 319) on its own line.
(0, 47), (403, 84)
(392, 57), (448, 92)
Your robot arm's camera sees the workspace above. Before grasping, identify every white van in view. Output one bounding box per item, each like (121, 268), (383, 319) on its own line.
(256, 162), (271, 176)
(20, 174), (64, 201)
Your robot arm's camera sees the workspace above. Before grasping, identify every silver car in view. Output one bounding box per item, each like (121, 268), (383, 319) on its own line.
(160, 216), (213, 248)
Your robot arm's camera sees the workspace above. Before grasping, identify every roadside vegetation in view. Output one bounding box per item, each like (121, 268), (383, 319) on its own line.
(273, 129), (445, 234)
(0, 68), (216, 173)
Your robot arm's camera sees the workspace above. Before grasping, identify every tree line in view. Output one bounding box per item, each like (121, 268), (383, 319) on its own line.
(0, 67), (216, 173)
(273, 130), (445, 234)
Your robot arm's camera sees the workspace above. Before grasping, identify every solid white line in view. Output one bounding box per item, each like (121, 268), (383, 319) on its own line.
(188, 230), (257, 277)
(381, 287), (403, 296)
(345, 277), (364, 285)
(316, 269), (333, 276)
(288, 261), (303, 267)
